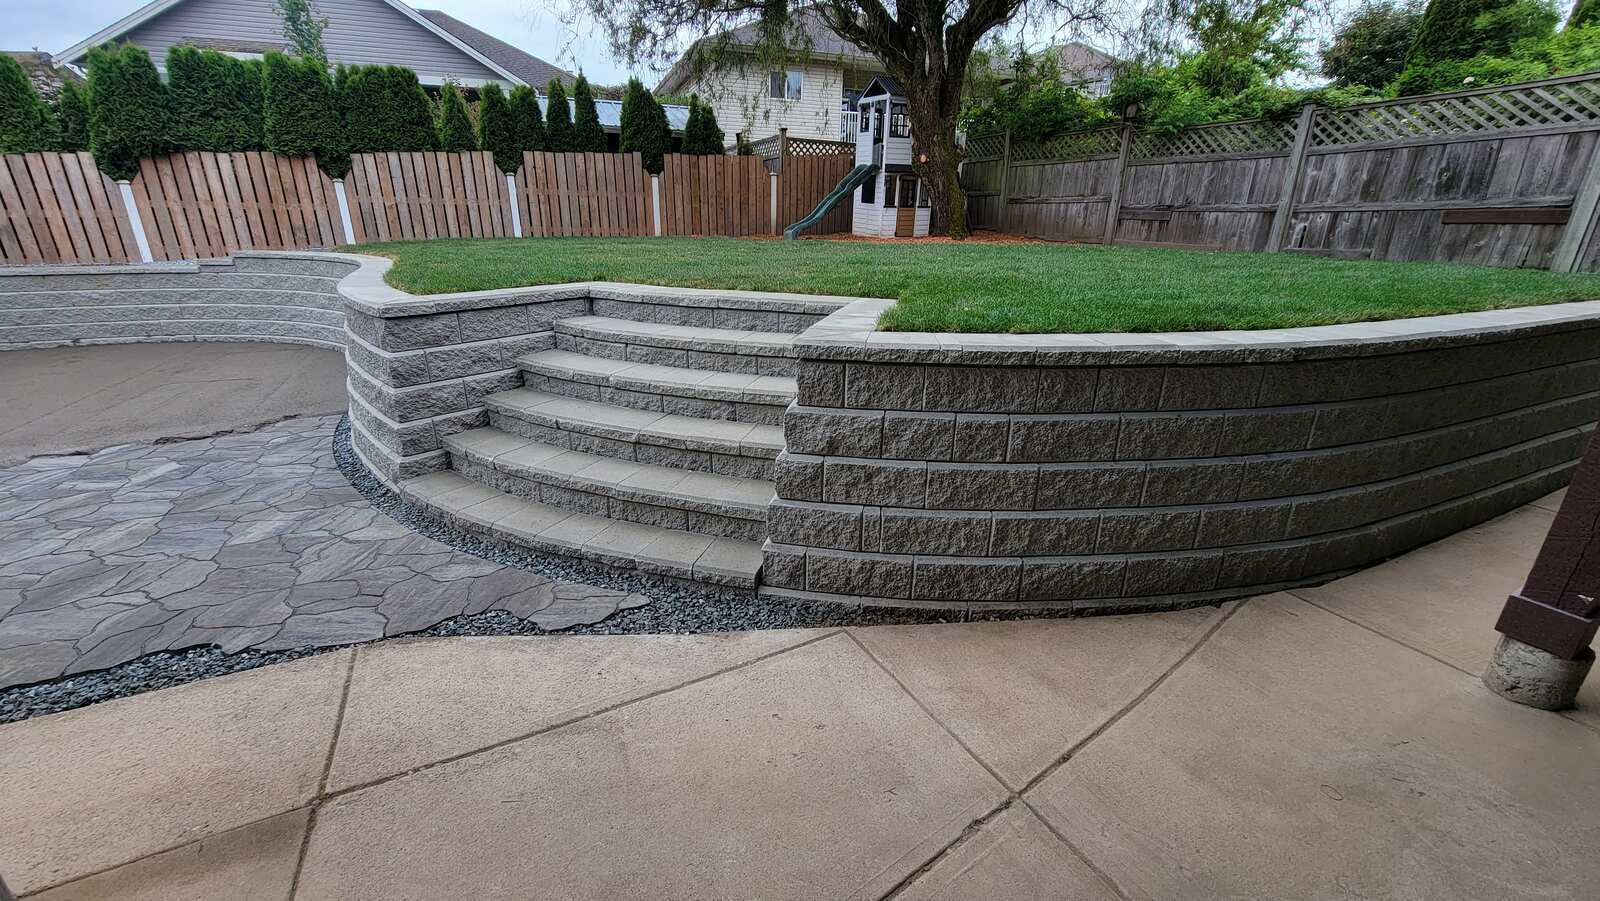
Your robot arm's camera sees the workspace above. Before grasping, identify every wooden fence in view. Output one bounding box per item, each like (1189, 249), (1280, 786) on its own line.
(961, 71), (1600, 272)
(0, 147), (858, 265)
(0, 152), (140, 264)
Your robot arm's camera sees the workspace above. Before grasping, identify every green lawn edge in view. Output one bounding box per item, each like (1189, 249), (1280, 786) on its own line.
(352, 236), (1600, 334)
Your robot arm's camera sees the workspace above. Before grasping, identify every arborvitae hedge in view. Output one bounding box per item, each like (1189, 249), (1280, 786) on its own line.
(54, 80), (90, 151)
(342, 64), (435, 152)
(1405, 0), (1518, 67)
(477, 82), (520, 172)
(0, 53), (57, 153)
(681, 96), (725, 154)
(545, 78), (573, 151)
(167, 46), (263, 151)
(263, 52), (339, 164)
(508, 83), (545, 152)
(1574, 0), (1600, 28)
(435, 81), (476, 151)
(619, 77), (669, 173)
(87, 43), (170, 180)
(571, 74), (606, 151)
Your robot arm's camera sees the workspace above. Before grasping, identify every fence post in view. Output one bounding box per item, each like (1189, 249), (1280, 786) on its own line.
(1266, 103), (1317, 253)
(770, 172), (779, 235)
(1551, 146), (1600, 272)
(1102, 125), (1133, 246)
(116, 180), (154, 263)
(776, 128), (788, 235)
(332, 178), (356, 245)
(997, 131), (1013, 232)
(651, 174), (663, 236)
(506, 173), (522, 238)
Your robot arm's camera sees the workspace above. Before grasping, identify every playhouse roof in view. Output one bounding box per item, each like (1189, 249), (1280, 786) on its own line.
(860, 75), (902, 99)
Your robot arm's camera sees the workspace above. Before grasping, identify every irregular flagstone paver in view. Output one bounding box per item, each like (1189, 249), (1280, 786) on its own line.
(0, 415), (645, 688)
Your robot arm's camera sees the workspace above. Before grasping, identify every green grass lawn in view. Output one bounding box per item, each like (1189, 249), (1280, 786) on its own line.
(356, 236), (1600, 334)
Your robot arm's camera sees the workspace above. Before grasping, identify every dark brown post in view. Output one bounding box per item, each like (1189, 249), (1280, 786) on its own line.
(1484, 431), (1600, 708)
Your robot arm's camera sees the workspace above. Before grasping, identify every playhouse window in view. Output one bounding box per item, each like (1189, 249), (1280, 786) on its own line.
(898, 176), (918, 208)
(859, 105), (871, 132)
(890, 103), (910, 137)
(917, 179), (931, 208)
(884, 176), (897, 207)
(769, 70), (803, 100)
(861, 176), (875, 204)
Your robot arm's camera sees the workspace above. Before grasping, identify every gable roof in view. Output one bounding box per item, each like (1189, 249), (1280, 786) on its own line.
(859, 75), (902, 100)
(415, 9), (574, 88)
(656, 5), (879, 94)
(56, 0), (528, 86)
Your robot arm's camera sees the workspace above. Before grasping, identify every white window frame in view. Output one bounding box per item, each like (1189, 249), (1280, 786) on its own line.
(769, 69), (803, 101)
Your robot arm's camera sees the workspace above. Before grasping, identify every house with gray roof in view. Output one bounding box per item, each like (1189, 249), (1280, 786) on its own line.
(655, 6), (884, 143)
(57, 0), (574, 90)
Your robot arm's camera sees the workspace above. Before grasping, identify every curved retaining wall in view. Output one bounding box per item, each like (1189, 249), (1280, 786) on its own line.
(762, 298), (1600, 613)
(0, 252), (357, 350)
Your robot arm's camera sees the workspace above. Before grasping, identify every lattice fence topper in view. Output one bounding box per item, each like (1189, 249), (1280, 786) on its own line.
(1012, 127), (1122, 162)
(1131, 117), (1297, 159)
(786, 137), (856, 157)
(963, 133), (1006, 160)
(1311, 73), (1600, 148)
(748, 135), (782, 160)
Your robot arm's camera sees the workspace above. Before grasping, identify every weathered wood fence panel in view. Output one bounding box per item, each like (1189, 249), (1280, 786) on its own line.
(2, 147), (853, 263)
(131, 151), (340, 260)
(777, 154), (855, 236)
(962, 72), (1600, 270)
(661, 154), (770, 237)
(0, 152), (138, 264)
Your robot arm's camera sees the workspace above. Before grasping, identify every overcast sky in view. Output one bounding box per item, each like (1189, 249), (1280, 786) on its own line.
(11, 0), (641, 83)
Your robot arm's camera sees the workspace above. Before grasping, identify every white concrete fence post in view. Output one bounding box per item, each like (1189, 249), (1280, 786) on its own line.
(651, 175), (663, 236)
(506, 173), (522, 238)
(116, 180), (154, 263)
(332, 178), (356, 245)
(770, 173), (779, 235)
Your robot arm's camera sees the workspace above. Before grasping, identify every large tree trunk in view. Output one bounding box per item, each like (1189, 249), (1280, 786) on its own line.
(906, 88), (969, 239)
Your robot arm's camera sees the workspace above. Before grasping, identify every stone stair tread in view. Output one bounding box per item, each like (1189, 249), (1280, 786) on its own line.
(447, 427), (775, 519)
(398, 471), (761, 588)
(520, 349), (797, 405)
(555, 315), (798, 355)
(486, 388), (784, 458)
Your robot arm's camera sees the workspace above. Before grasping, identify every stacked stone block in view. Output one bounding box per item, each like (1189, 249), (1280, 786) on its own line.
(763, 299), (1600, 613)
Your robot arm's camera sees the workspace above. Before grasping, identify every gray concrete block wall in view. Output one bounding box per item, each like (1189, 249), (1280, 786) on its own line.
(0, 253), (358, 351)
(767, 304), (1600, 613)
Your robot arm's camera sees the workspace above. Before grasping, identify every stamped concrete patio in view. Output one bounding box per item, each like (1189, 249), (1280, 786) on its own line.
(3, 488), (1596, 899)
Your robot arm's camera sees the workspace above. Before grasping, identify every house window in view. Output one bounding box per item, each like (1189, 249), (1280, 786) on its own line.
(898, 176), (918, 208)
(861, 176), (875, 205)
(769, 70), (803, 100)
(890, 102), (909, 138)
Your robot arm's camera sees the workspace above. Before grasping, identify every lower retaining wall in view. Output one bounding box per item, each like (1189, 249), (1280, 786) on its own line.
(0, 253), (357, 350)
(764, 298), (1600, 613)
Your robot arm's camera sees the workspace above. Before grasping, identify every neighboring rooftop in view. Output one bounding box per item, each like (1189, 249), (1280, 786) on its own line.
(656, 6), (880, 94)
(4, 50), (83, 102)
(415, 9), (574, 88)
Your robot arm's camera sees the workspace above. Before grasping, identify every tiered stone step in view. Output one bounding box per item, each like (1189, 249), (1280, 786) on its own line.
(399, 470), (763, 588)
(484, 388), (784, 481)
(519, 349), (796, 425)
(553, 316), (799, 375)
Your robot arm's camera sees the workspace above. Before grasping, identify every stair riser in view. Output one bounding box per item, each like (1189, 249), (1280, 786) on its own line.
(523, 372), (788, 425)
(452, 457), (768, 542)
(554, 332), (796, 377)
(489, 410), (776, 480)
(591, 297), (829, 334)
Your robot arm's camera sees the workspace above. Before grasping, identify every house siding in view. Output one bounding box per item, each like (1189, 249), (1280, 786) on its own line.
(116, 0), (507, 85)
(684, 60), (848, 142)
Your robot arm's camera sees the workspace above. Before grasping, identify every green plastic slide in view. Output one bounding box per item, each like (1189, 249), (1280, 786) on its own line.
(784, 163), (879, 240)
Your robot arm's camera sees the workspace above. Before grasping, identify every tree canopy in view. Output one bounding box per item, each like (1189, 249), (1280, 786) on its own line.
(619, 77), (670, 173)
(571, 74), (608, 151)
(545, 78), (574, 151)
